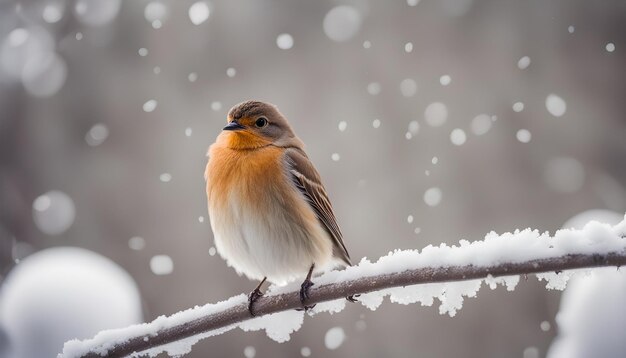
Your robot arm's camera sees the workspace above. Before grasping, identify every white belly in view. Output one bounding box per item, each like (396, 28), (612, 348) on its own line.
(209, 189), (334, 285)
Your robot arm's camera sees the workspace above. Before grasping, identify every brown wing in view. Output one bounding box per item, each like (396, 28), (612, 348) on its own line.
(284, 147), (351, 266)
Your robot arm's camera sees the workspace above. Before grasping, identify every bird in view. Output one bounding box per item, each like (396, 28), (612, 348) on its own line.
(205, 100), (352, 315)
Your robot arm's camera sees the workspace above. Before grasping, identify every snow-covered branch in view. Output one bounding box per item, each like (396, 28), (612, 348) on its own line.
(61, 217), (626, 358)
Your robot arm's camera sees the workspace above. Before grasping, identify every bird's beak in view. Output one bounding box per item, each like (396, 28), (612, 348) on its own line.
(223, 121), (245, 131)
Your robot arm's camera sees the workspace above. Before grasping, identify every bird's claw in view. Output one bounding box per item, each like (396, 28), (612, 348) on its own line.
(346, 294), (360, 303)
(298, 279), (315, 311)
(248, 288), (264, 316)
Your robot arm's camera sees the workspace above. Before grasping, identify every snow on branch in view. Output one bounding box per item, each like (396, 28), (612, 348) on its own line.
(61, 217), (626, 358)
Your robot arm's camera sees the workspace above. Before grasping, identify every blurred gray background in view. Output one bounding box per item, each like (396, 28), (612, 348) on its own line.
(1, 0), (625, 357)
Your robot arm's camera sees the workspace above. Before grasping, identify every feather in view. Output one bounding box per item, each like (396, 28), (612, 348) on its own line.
(284, 147), (351, 266)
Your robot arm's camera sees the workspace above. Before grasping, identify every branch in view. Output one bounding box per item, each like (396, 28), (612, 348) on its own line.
(61, 219), (626, 358)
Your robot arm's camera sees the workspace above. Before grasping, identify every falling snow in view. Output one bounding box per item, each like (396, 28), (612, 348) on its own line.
(324, 327), (346, 350)
(276, 34), (294, 50)
(470, 114), (492, 136)
(605, 42), (615, 52)
(159, 173), (172, 183)
(189, 2), (210, 25)
(546, 94), (566, 117)
(367, 82), (381, 95)
(85, 124), (109, 147)
(400, 78), (417, 97)
(32, 190), (76, 236)
(143, 100), (157, 113)
(150, 255), (174, 275)
(323, 6), (362, 42)
(516, 129), (532, 143)
(450, 128), (467, 146)
(128, 237), (146, 251)
(424, 102), (448, 127)
(517, 56), (531, 70)
(423, 187), (442, 207)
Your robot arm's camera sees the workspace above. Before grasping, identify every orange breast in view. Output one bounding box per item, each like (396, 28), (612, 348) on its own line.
(205, 134), (287, 213)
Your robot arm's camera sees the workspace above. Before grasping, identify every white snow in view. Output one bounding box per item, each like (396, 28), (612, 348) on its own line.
(547, 210), (625, 358)
(439, 75), (451, 86)
(159, 173), (172, 182)
(424, 102), (448, 127)
(323, 6), (361, 42)
(22, 52), (67, 98)
(276, 34), (293, 50)
(85, 123), (109, 146)
(450, 128), (467, 146)
(74, 0), (121, 27)
(546, 94), (566, 117)
(400, 78), (417, 97)
(470, 114), (492, 135)
(404, 42), (413, 53)
(128, 236), (146, 251)
(188, 2), (210, 25)
(61, 217), (626, 357)
(547, 268), (626, 358)
(324, 327), (346, 350)
(367, 82), (381, 95)
(1, 247), (142, 358)
(42, 4), (64, 24)
(512, 102), (524, 112)
(226, 67), (237, 78)
(338, 121), (347, 132)
(516, 129), (532, 143)
(243, 346), (255, 358)
(424, 187), (442, 207)
(150, 255), (174, 275)
(143, 99), (157, 113)
(517, 56), (531, 70)
(605, 43), (615, 53)
(331, 153), (341, 162)
(32, 190), (76, 235)
(211, 101), (222, 111)
(372, 119), (381, 128)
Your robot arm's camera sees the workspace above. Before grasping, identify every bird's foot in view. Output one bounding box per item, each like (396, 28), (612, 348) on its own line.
(346, 294), (360, 303)
(298, 278), (316, 311)
(248, 287), (264, 316)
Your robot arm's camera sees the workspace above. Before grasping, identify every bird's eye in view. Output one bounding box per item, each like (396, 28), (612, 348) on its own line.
(255, 117), (268, 128)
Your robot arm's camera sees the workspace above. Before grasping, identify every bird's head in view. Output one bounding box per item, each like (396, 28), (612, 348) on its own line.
(219, 100), (302, 150)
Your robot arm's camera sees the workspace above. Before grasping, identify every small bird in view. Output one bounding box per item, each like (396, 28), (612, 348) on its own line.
(205, 100), (351, 315)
